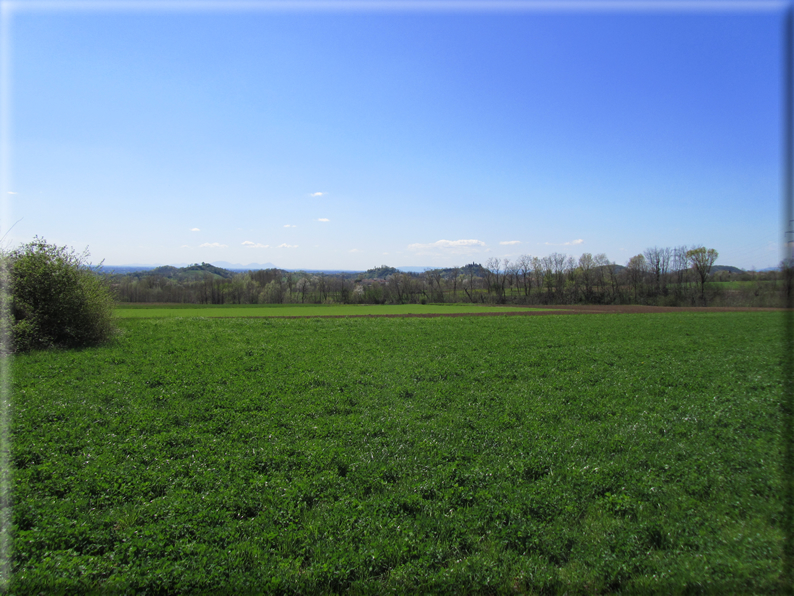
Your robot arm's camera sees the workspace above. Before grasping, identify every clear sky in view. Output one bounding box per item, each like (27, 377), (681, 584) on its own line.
(1, 1), (785, 271)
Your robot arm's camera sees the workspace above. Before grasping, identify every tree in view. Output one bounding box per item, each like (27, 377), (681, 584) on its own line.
(687, 247), (719, 302)
(578, 253), (595, 301)
(4, 238), (116, 352)
(426, 269), (445, 303)
(643, 246), (669, 296)
(516, 254), (533, 300)
(296, 277), (310, 303)
(672, 246), (690, 299)
(625, 254), (647, 303)
(462, 264), (477, 303)
(595, 254), (618, 303)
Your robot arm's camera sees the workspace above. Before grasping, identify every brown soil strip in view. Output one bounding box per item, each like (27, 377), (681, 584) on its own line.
(205, 305), (788, 320)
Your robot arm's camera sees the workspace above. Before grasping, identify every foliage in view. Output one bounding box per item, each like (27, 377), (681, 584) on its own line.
(687, 247), (719, 302)
(362, 265), (400, 279)
(4, 238), (116, 352)
(107, 245), (787, 308)
(10, 312), (783, 593)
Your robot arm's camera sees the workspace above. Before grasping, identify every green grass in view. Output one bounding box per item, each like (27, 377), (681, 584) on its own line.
(9, 312), (783, 593)
(113, 303), (547, 318)
(704, 280), (778, 291)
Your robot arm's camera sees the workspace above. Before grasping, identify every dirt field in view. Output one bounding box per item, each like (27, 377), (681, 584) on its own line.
(534, 305), (788, 314)
(262, 304), (789, 320)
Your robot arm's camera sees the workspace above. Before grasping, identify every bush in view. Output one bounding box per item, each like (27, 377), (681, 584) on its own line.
(2, 237), (116, 352)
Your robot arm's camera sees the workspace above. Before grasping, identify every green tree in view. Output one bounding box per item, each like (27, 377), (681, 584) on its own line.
(3, 238), (116, 352)
(626, 254), (647, 303)
(687, 246), (719, 303)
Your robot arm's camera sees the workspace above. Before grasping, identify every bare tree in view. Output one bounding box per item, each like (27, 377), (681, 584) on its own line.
(578, 253), (595, 301)
(531, 256), (544, 301)
(626, 254), (647, 303)
(485, 258), (507, 303)
(672, 246), (690, 300)
(548, 253), (567, 302)
(594, 254), (618, 303)
(427, 269), (445, 303)
(644, 247), (663, 296)
(564, 256), (577, 303)
(505, 260), (519, 300)
(462, 263), (478, 303)
(516, 254), (533, 300)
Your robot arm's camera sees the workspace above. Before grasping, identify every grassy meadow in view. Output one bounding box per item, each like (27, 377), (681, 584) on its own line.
(9, 311), (784, 593)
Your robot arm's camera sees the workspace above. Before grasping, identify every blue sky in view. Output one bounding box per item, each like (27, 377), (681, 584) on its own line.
(1, 2), (785, 270)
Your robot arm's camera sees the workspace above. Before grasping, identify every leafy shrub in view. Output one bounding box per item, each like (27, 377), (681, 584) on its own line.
(2, 237), (116, 352)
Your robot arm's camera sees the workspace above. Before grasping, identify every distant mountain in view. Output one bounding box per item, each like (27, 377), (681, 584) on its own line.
(210, 261), (278, 271)
(285, 269), (361, 274)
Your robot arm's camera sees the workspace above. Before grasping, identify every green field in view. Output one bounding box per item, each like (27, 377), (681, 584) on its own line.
(9, 312), (783, 593)
(114, 303), (547, 318)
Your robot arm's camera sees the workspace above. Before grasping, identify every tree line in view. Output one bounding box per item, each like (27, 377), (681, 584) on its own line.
(109, 245), (790, 308)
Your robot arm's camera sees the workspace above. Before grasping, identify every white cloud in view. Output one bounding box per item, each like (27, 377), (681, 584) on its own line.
(180, 245), (190, 248)
(242, 241), (269, 248)
(318, 218), (330, 222)
(199, 242), (227, 248)
(278, 243), (297, 248)
(349, 248), (359, 253)
(544, 238), (584, 246)
(284, 224), (296, 228)
(408, 239), (485, 251)
(310, 192), (324, 197)
(500, 240), (521, 245)
(190, 228), (200, 232)
(7, 191), (16, 195)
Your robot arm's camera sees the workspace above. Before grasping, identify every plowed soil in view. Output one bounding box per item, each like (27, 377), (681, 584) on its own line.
(268, 304), (788, 320)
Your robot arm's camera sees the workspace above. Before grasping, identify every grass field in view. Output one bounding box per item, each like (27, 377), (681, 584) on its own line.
(113, 303), (547, 318)
(9, 312), (783, 593)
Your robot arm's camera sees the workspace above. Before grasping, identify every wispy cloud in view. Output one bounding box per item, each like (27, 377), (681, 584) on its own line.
(310, 192), (324, 197)
(180, 245), (190, 248)
(500, 240), (521, 245)
(199, 242), (227, 248)
(190, 228), (200, 232)
(349, 248), (359, 253)
(408, 239), (485, 251)
(7, 191), (16, 195)
(283, 224), (296, 228)
(242, 241), (269, 248)
(278, 243), (297, 248)
(318, 218), (330, 222)
(544, 239), (584, 246)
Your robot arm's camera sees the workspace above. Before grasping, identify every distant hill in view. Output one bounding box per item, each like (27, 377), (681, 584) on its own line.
(363, 265), (401, 279)
(396, 266), (431, 273)
(712, 265), (744, 274)
(102, 265), (158, 275)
